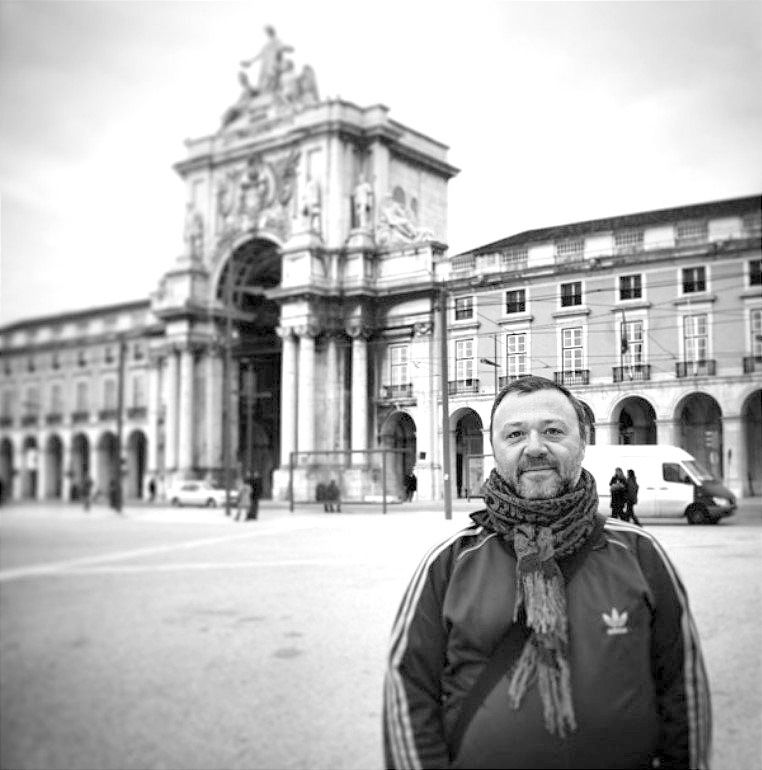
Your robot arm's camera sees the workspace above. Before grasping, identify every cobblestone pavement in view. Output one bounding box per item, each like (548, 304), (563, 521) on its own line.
(1, 497), (760, 770)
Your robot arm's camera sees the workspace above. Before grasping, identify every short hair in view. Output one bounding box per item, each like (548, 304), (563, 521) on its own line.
(489, 375), (588, 444)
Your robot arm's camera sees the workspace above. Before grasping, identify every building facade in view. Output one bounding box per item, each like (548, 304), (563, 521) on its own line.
(1, 43), (760, 504)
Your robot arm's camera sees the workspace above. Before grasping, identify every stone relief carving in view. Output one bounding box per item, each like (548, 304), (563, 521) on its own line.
(375, 193), (434, 246)
(183, 202), (204, 260)
(220, 26), (320, 134)
(214, 149), (300, 245)
(298, 177), (322, 234)
(353, 175), (374, 230)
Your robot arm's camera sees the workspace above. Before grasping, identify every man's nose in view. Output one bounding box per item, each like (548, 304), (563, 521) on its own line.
(525, 430), (547, 455)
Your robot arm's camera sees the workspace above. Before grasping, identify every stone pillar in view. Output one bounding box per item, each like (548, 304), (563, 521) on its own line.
(279, 328), (298, 467)
(594, 421), (620, 445)
(177, 348), (195, 475)
(350, 331), (369, 455)
(722, 415), (745, 499)
(164, 349), (179, 475)
(36, 430), (47, 501)
(61, 438), (72, 502)
(146, 355), (161, 482)
(326, 333), (340, 450)
(205, 348), (223, 476)
(656, 418), (678, 447)
(297, 327), (317, 453)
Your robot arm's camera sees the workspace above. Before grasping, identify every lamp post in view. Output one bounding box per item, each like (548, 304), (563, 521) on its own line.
(221, 263), (235, 517)
(439, 285), (452, 520)
(480, 357), (500, 394)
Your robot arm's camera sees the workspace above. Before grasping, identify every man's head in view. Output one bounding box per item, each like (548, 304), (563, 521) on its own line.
(489, 376), (587, 499)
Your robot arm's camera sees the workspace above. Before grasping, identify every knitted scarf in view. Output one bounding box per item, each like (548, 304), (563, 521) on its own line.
(471, 467), (599, 738)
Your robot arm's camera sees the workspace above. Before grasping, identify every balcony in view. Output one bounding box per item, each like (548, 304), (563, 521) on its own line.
(554, 370), (590, 386)
(21, 414), (39, 427)
(127, 406), (148, 420)
(676, 360), (716, 378)
(379, 383), (414, 402)
(0, 416), (12, 428)
(743, 355), (762, 373)
(46, 413), (63, 426)
(448, 379), (480, 395)
(613, 364), (651, 382)
(98, 408), (118, 420)
(71, 410), (90, 424)
(498, 374), (532, 389)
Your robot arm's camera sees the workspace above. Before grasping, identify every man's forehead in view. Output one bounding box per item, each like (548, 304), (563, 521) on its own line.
(494, 389), (577, 421)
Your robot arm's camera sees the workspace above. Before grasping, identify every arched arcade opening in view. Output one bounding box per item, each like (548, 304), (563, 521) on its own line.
(452, 408), (484, 498)
(0, 438), (13, 502)
(126, 430), (147, 499)
(43, 434), (64, 500)
(613, 396), (656, 444)
(70, 433), (90, 501)
(379, 410), (417, 497)
(742, 390), (762, 495)
(676, 393), (723, 479)
(21, 436), (38, 499)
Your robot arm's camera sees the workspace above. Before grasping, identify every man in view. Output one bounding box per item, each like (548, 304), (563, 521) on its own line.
(248, 471), (262, 521)
(383, 376), (711, 769)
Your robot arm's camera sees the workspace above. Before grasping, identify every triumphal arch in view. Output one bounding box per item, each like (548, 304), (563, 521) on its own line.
(150, 29), (458, 499)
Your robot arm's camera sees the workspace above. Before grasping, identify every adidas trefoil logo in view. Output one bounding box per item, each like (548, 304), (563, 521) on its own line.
(603, 608), (629, 635)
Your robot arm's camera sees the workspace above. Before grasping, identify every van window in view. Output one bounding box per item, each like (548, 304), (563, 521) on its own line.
(684, 460), (715, 482)
(663, 463), (692, 484)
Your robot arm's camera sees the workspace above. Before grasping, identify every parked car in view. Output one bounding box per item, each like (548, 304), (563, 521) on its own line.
(167, 481), (238, 508)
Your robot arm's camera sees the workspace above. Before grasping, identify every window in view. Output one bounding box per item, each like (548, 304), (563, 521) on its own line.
(676, 220), (707, 244)
(562, 327), (583, 371)
(682, 266), (706, 294)
(750, 259), (762, 287)
(752, 309), (762, 356)
(619, 274), (642, 300)
(455, 339), (474, 382)
(454, 296), (473, 321)
(614, 229), (644, 253)
(743, 212), (762, 236)
(683, 314), (708, 361)
(133, 342), (144, 360)
(76, 382), (89, 411)
(103, 379), (117, 409)
(1, 390), (14, 417)
(104, 346), (114, 364)
(50, 383), (63, 413)
(389, 344), (409, 386)
(24, 386), (39, 416)
(556, 238), (584, 264)
(131, 375), (146, 408)
(27, 356), (35, 372)
(560, 281), (582, 307)
(501, 247), (528, 270)
(663, 463), (691, 484)
(505, 333), (528, 377)
(620, 320), (643, 364)
(51, 352), (61, 369)
(505, 289), (526, 314)
(77, 349), (87, 367)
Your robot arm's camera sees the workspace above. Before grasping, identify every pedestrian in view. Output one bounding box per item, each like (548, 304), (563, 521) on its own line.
(325, 479), (341, 512)
(404, 471), (417, 502)
(383, 375), (710, 769)
(248, 471), (262, 520)
(82, 476), (93, 512)
(609, 466), (627, 520)
(624, 469), (642, 526)
(148, 477), (157, 503)
(235, 478), (251, 522)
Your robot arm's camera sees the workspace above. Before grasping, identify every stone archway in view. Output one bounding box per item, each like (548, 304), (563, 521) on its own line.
(43, 434), (64, 499)
(379, 411), (417, 497)
(0, 438), (13, 502)
(217, 237), (282, 491)
(676, 393), (723, 479)
(613, 396), (656, 444)
(70, 433), (90, 501)
(96, 432), (118, 501)
(452, 408), (484, 498)
(126, 430), (147, 499)
(21, 436), (38, 499)
(742, 390), (762, 495)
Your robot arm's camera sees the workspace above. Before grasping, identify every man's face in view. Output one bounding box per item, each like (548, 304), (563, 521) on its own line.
(490, 389), (585, 499)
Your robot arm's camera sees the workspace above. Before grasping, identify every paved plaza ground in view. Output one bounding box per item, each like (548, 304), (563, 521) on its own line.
(1, 496), (761, 770)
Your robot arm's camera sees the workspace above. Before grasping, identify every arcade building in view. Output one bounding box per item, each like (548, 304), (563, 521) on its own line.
(1, 42), (760, 504)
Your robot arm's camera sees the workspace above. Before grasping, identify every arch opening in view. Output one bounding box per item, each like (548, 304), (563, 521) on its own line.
(453, 409), (484, 498)
(742, 390), (762, 495)
(676, 393), (723, 479)
(379, 411), (417, 498)
(614, 397), (656, 444)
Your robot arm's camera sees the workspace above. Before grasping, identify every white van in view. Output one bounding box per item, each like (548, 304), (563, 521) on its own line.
(582, 444), (736, 524)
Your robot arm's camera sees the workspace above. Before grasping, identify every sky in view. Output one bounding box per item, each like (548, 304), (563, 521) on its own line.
(1, 0), (761, 326)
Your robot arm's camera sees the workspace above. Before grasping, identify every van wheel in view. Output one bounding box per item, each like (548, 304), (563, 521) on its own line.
(686, 503), (708, 525)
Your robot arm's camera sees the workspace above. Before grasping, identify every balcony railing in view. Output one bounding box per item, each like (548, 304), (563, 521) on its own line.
(743, 355), (762, 373)
(448, 379), (480, 395)
(0, 416), (13, 428)
(498, 374), (532, 389)
(676, 360), (716, 378)
(554, 370), (590, 386)
(46, 413), (63, 426)
(71, 410), (90, 424)
(21, 414), (39, 427)
(612, 364), (651, 382)
(98, 408), (118, 420)
(379, 383), (414, 401)
(127, 406), (148, 420)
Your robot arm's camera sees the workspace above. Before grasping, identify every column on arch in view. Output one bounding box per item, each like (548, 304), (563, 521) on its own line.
(146, 352), (162, 483)
(278, 327), (298, 467)
(721, 414), (745, 499)
(205, 345), (223, 475)
(325, 331), (345, 451)
(296, 326), (317, 455)
(655, 418), (678, 446)
(36, 429), (47, 501)
(163, 348), (179, 474)
(177, 347), (196, 473)
(61, 436), (72, 502)
(349, 327), (369, 455)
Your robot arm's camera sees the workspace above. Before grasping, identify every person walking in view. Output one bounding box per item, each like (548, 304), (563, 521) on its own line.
(624, 469), (642, 526)
(608, 466), (627, 520)
(383, 375), (710, 769)
(235, 478), (251, 522)
(404, 471), (417, 502)
(248, 472), (262, 520)
(325, 479), (341, 512)
(82, 476), (93, 512)
(147, 477), (157, 503)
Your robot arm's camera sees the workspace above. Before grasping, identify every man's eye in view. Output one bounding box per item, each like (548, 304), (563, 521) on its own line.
(506, 430), (523, 440)
(546, 427), (564, 436)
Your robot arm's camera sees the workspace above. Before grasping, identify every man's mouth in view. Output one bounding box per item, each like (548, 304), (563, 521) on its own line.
(521, 467), (555, 474)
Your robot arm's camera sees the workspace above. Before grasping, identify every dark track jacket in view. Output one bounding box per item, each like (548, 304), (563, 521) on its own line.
(383, 517), (712, 769)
